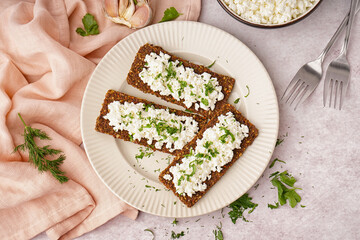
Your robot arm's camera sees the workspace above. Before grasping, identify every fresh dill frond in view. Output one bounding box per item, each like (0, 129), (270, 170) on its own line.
(13, 113), (68, 183)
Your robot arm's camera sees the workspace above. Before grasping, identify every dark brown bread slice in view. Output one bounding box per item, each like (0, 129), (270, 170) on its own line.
(159, 104), (259, 207)
(95, 90), (207, 155)
(126, 43), (235, 117)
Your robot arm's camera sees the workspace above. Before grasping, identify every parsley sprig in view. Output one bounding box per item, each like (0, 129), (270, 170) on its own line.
(213, 222), (224, 240)
(76, 13), (99, 36)
(13, 113), (68, 183)
(270, 171), (302, 208)
(228, 193), (258, 223)
(159, 7), (182, 23)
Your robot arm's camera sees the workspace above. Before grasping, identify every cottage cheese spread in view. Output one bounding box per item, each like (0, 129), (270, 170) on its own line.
(169, 112), (249, 197)
(139, 52), (224, 111)
(223, 0), (319, 24)
(104, 101), (199, 152)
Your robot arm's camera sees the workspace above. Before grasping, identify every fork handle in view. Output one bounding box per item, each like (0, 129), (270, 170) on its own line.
(341, 0), (358, 55)
(318, 1), (360, 62)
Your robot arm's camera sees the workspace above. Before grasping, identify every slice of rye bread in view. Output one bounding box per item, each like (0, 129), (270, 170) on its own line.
(159, 104), (259, 207)
(95, 90), (207, 155)
(126, 43), (235, 117)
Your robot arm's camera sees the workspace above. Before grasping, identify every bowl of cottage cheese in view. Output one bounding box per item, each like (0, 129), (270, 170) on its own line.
(218, 0), (322, 28)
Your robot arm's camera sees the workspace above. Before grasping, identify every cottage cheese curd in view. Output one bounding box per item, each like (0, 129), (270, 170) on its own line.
(223, 0), (319, 25)
(104, 101), (199, 152)
(139, 52), (224, 111)
(169, 112), (249, 197)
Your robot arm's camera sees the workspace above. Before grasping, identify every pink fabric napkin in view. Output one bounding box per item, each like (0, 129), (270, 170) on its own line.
(0, 0), (201, 239)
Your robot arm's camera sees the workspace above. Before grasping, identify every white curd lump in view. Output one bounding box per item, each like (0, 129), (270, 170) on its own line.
(169, 112), (249, 197)
(104, 101), (199, 152)
(139, 52), (224, 111)
(223, 0), (319, 25)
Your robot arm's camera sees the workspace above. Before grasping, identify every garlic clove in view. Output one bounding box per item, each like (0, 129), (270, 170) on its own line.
(129, 3), (153, 29)
(122, 0), (135, 20)
(118, 0), (129, 17)
(103, 0), (119, 18)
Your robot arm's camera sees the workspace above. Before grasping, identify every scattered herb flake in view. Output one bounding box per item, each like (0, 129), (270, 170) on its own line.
(268, 202), (280, 209)
(234, 98), (240, 104)
(207, 60), (216, 68)
(213, 223), (224, 240)
(275, 138), (284, 147)
(244, 85), (250, 98)
(269, 158), (286, 168)
(171, 230), (185, 239)
(301, 205), (306, 208)
(144, 229), (154, 240)
(159, 7), (182, 23)
(228, 193), (258, 223)
(76, 13), (99, 36)
(172, 218), (178, 226)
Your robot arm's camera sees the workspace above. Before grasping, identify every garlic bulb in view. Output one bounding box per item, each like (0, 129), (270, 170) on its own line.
(103, 0), (153, 29)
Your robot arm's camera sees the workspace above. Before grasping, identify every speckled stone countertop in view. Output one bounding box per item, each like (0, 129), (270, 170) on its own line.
(34, 0), (360, 239)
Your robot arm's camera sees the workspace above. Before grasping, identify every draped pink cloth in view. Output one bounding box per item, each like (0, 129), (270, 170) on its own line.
(0, 0), (201, 239)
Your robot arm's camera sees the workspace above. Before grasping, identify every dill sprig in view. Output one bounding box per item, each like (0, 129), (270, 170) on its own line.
(13, 113), (68, 183)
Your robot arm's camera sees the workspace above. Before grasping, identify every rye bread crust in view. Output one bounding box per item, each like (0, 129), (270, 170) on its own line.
(159, 104), (259, 207)
(95, 90), (207, 155)
(126, 43), (235, 117)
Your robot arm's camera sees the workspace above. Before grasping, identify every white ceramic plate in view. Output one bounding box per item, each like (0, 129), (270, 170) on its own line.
(81, 21), (279, 218)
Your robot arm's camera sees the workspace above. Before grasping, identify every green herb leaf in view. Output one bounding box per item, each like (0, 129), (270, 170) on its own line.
(275, 138), (284, 147)
(76, 28), (87, 36)
(279, 171), (296, 187)
(228, 193), (258, 223)
(207, 60), (216, 68)
(244, 85), (250, 98)
(159, 7), (182, 23)
(201, 98), (209, 106)
(144, 229), (154, 240)
(172, 218), (178, 226)
(76, 13), (99, 36)
(213, 222), (224, 240)
(270, 170), (302, 208)
(171, 230), (185, 239)
(234, 98), (240, 104)
(13, 113), (68, 183)
(268, 202), (280, 209)
(269, 158), (286, 168)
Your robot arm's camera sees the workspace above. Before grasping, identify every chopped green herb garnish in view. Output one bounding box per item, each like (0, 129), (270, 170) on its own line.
(234, 98), (240, 104)
(167, 83), (174, 93)
(172, 218), (178, 226)
(201, 98), (209, 106)
(276, 138), (284, 147)
(135, 147), (154, 160)
(244, 85), (250, 98)
(159, 7), (182, 23)
(270, 170), (302, 208)
(204, 82), (215, 96)
(269, 158), (286, 168)
(76, 13), (99, 36)
(219, 127), (235, 143)
(269, 171), (280, 178)
(204, 141), (213, 149)
(207, 60), (216, 68)
(144, 229), (155, 240)
(213, 222), (223, 240)
(171, 231), (185, 239)
(268, 202), (280, 209)
(301, 205), (306, 208)
(129, 134), (134, 142)
(184, 109), (193, 113)
(228, 193), (258, 223)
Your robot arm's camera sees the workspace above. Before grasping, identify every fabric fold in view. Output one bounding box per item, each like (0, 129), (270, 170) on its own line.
(0, 0), (201, 239)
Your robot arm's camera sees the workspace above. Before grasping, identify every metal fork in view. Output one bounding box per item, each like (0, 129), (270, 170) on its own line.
(281, 3), (359, 110)
(323, 0), (358, 110)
